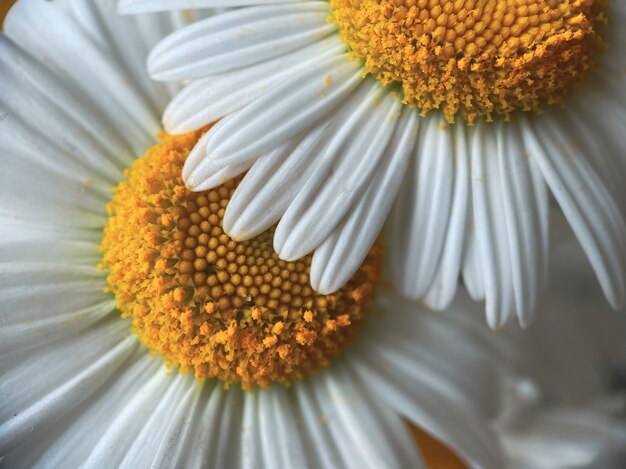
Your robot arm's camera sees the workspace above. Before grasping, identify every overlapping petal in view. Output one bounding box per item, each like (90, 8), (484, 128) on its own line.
(141, 0), (626, 326)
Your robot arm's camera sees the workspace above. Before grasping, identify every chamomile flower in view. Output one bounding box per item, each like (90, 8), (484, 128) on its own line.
(125, 0), (626, 327)
(2, 1), (625, 466)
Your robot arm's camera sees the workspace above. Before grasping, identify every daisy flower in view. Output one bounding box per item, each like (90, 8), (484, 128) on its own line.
(1, 1), (625, 466)
(122, 0), (626, 327)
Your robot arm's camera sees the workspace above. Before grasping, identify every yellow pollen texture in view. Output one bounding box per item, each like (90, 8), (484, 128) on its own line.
(329, 0), (608, 123)
(100, 130), (382, 390)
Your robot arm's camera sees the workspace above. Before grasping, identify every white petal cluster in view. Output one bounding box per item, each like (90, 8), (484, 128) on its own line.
(0, 1), (624, 467)
(117, 0), (626, 327)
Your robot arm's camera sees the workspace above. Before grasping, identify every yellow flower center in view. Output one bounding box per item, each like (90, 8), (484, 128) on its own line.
(100, 130), (381, 390)
(329, 0), (608, 123)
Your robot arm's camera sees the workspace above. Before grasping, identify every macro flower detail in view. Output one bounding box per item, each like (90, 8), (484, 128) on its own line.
(2, 1), (626, 468)
(101, 130), (381, 389)
(331, 0), (608, 122)
(120, 0), (626, 327)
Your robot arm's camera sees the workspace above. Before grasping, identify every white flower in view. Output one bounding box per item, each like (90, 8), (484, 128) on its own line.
(1, 1), (624, 467)
(121, 0), (626, 327)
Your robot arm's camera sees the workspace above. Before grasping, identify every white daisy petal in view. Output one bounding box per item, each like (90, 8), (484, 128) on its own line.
(258, 390), (308, 469)
(117, 375), (198, 468)
(208, 385), (246, 468)
(471, 121), (516, 328)
(351, 347), (505, 469)
(497, 121), (550, 326)
(130, 9), (208, 99)
(148, 3), (336, 81)
(80, 367), (175, 468)
(264, 387), (314, 469)
(182, 52), (361, 188)
(5, 0), (160, 154)
(70, 0), (176, 112)
(315, 363), (426, 469)
(241, 391), (263, 468)
(0, 37), (127, 181)
(523, 115), (626, 308)
(0, 237), (100, 265)
(293, 382), (345, 467)
(274, 86), (401, 261)
(311, 110), (418, 294)
(0, 262), (108, 334)
(0, 318), (130, 416)
(461, 205), (486, 302)
(561, 88), (626, 213)
(312, 375), (376, 469)
(117, 7), (189, 51)
(0, 113), (109, 228)
(257, 391), (280, 468)
(179, 129), (253, 191)
(129, 380), (205, 468)
(0, 324), (137, 453)
(224, 123), (329, 240)
(0, 215), (102, 246)
(163, 36), (343, 133)
(4, 351), (160, 468)
(119, 0), (296, 15)
(173, 382), (241, 468)
(363, 292), (510, 417)
(391, 115), (454, 299)
(0, 300), (114, 358)
(423, 122), (470, 310)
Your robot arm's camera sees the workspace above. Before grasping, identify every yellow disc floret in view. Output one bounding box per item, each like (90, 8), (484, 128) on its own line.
(100, 130), (381, 390)
(329, 0), (608, 123)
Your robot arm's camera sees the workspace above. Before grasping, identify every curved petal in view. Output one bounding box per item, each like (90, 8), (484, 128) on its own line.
(163, 36), (343, 133)
(0, 262), (108, 330)
(0, 320), (137, 453)
(117, 376), (201, 468)
(274, 86), (400, 261)
(471, 121), (515, 328)
(523, 115), (626, 309)
(3, 351), (160, 468)
(224, 123), (329, 240)
(0, 35), (129, 178)
(423, 122), (470, 310)
(70, 0), (177, 112)
(183, 52), (362, 188)
(120, 0), (296, 15)
(391, 115), (454, 299)
(311, 363), (426, 469)
(461, 200), (486, 302)
(169, 382), (245, 468)
(502, 407), (626, 469)
(350, 346), (505, 469)
(149, 3), (335, 81)
(258, 386), (315, 469)
(497, 121), (549, 326)
(311, 110), (418, 294)
(5, 0), (161, 155)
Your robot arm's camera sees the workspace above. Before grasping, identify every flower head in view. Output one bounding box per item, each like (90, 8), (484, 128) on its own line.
(100, 129), (381, 389)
